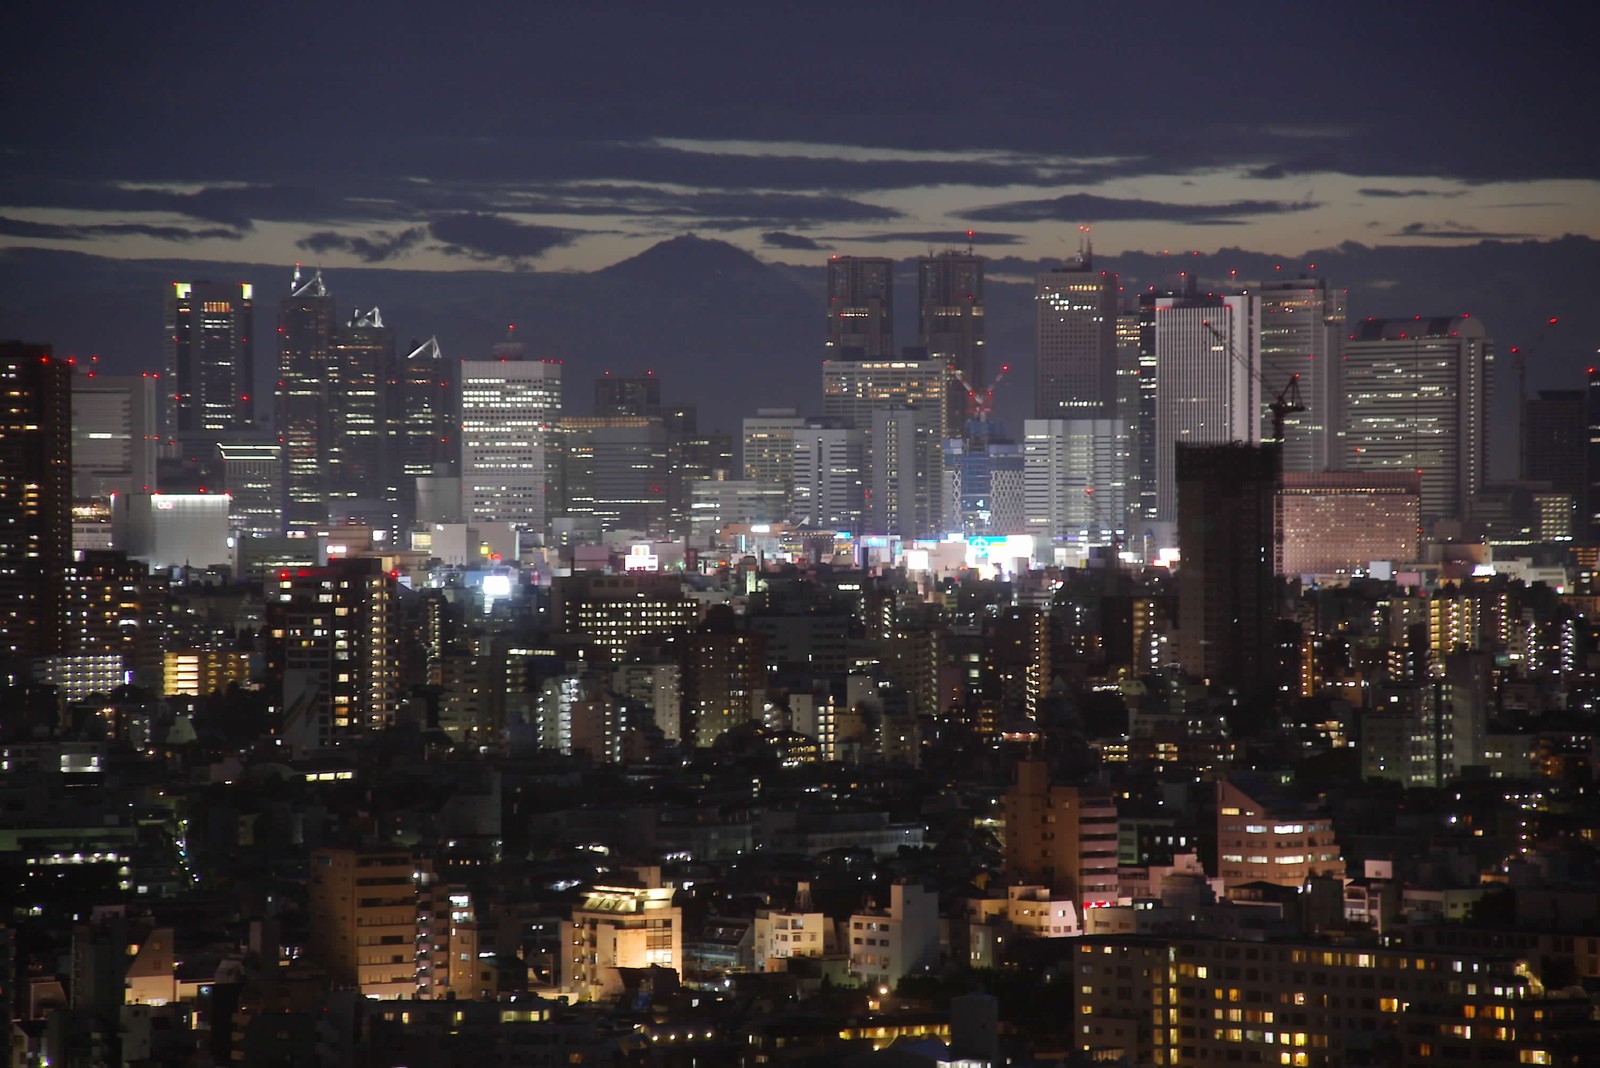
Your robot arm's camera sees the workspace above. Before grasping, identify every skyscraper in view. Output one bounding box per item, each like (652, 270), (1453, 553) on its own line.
(326, 306), (394, 523)
(792, 422), (866, 532)
(1255, 276), (1344, 473)
(1175, 442), (1281, 692)
(822, 358), (948, 537)
(1340, 316), (1492, 526)
(459, 355), (562, 532)
(917, 250), (985, 429)
(1034, 253), (1118, 419)
(1023, 418), (1129, 548)
(741, 408), (806, 519)
(825, 256), (894, 360)
(276, 267), (336, 532)
(163, 281), (254, 447)
(1153, 293), (1259, 521)
(391, 336), (455, 529)
(1523, 389), (1584, 537)
(71, 371), (159, 497)
(559, 415), (670, 536)
(0, 343), (71, 659)
(594, 372), (661, 417)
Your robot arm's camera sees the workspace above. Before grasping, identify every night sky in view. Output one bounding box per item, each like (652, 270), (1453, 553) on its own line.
(3, 2), (1593, 271)
(2, 1), (1596, 455)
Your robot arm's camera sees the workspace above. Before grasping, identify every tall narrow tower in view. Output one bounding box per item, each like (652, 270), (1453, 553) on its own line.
(917, 250), (985, 431)
(0, 343), (71, 659)
(1034, 246), (1118, 420)
(1256, 276), (1344, 473)
(277, 267), (336, 532)
(327, 306), (394, 523)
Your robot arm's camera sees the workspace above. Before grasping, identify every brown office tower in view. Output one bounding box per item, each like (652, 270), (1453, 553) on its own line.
(1001, 760), (1118, 907)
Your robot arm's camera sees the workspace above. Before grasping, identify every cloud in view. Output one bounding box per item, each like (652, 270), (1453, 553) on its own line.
(963, 193), (1318, 225)
(1359, 187), (1464, 199)
(762, 231), (825, 250)
(831, 230), (1026, 246)
(1392, 220), (1534, 240)
(428, 213), (582, 263)
(0, 215), (244, 242)
(1245, 149), (1343, 180)
(296, 227), (425, 263)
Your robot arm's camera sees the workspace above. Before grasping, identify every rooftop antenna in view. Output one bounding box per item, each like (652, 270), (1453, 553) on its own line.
(966, 229), (975, 256)
(1078, 224), (1093, 268)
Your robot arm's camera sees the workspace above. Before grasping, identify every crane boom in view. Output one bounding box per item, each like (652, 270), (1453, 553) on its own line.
(1200, 319), (1307, 444)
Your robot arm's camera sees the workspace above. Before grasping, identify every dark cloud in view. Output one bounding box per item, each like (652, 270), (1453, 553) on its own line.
(0, 215), (243, 242)
(761, 231), (825, 251)
(1393, 221), (1534, 240)
(964, 193), (1318, 225)
(296, 227), (425, 263)
(1245, 149), (1343, 180)
(428, 213), (581, 263)
(1359, 187), (1464, 199)
(831, 230), (1026, 246)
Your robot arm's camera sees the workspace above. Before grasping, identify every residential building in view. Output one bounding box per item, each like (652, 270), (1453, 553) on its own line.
(561, 877), (682, 1002)
(1215, 778), (1343, 889)
(307, 847), (419, 998)
(847, 882), (939, 988)
(1001, 760), (1119, 906)
(0, 343), (71, 658)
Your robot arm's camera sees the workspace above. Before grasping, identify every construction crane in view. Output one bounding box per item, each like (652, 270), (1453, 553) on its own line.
(1200, 320), (1307, 444)
(949, 362), (1011, 423)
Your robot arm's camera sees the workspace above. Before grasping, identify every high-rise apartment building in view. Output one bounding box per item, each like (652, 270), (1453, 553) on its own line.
(825, 256), (894, 360)
(272, 557), (401, 752)
(276, 267), (337, 532)
(1175, 442), (1281, 692)
(917, 250), (985, 429)
(1340, 315), (1492, 526)
(0, 343), (71, 659)
(71, 372), (159, 498)
(1255, 276), (1344, 472)
(163, 281), (254, 447)
(308, 847), (420, 998)
(1001, 760), (1119, 907)
(459, 356), (562, 532)
(1153, 293), (1259, 521)
(1034, 254), (1118, 419)
(63, 550), (165, 689)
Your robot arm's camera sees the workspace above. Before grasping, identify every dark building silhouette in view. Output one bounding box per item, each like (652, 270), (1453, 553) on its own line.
(0, 342), (71, 660)
(163, 281), (255, 449)
(1175, 441), (1282, 694)
(594, 372), (661, 417)
(326, 306), (395, 524)
(917, 250), (985, 430)
(276, 267), (337, 532)
(825, 256), (894, 360)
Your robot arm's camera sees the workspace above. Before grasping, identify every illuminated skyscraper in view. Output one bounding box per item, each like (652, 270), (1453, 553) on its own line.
(822, 358), (948, 537)
(1034, 253), (1118, 419)
(1023, 418), (1129, 548)
(392, 336), (455, 528)
(559, 415), (670, 536)
(1153, 293), (1259, 522)
(0, 343), (71, 659)
(163, 281), (255, 447)
(276, 267), (336, 532)
(825, 256), (894, 360)
(792, 422), (866, 532)
(1339, 316), (1492, 525)
(1255, 276), (1344, 473)
(459, 355), (562, 532)
(917, 250), (985, 428)
(326, 306), (394, 523)
(741, 408), (806, 519)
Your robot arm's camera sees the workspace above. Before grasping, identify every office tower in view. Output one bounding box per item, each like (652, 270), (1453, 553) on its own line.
(1340, 315), (1492, 526)
(1589, 369), (1600, 541)
(276, 267), (337, 532)
(163, 281), (254, 446)
(391, 336), (455, 530)
(1023, 418), (1129, 548)
(1523, 389), (1584, 534)
(917, 250), (985, 429)
(0, 343), (71, 659)
(71, 372), (159, 497)
(825, 255), (894, 359)
(1255, 276), (1344, 472)
(1034, 252), (1118, 419)
(1153, 293), (1259, 521)
(1174, 442), (1281, 691)
(741, 408), (806, 518)
(660, 404), (733, 540)
(459, 356), (561, 532)
(594, 372), (661, 417)
(944, 436), (1025, 537)
(560, 415), (670, 535)
(308, 846), (419, 997)
(552, 572), (699, 662)
(217, 440), (283, 538)
(1001, 760), (1118, 907)
(1279, 471), (1420, 576)
(272, 556), (401, 751)
(822, 357), (947, 535)
(689, 481), (787, 546)
(792, 422), (866, 531)
(326, 306), (394, 522)
(871, 404), (941, 538)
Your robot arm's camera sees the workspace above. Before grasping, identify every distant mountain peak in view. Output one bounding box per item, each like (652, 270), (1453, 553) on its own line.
(597, 234), (770, 281)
